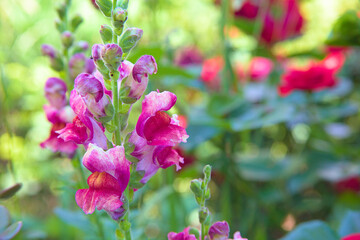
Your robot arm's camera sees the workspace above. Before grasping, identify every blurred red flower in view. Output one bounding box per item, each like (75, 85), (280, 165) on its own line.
(236, 57), (273, 82)
(200, 56), (224, 89)
(342, 233), (360, 240)
(234, 0), (304, 45)
(278, 52), (345, 96)
(335, 176), (360, 194)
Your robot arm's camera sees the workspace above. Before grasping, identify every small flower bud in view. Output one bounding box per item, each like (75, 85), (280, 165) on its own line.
(98, 97), (115, 123)
(203, 165), (212, 183)
(51, 56), (65, 72)
(119, 28), (143, 55)
(70, 14), (83, 32)
(56, 2), (67, 20)
(92, 44), (110, 77)
(95, 0), (112, 17)
(100, 25), (113, 44)
(41, 44), (56, 58)
(198, 207), (209, 224)
(112, 7), (128, 35)
(61, 31), (74, 48)
(100, 43), (123, 71)
(190, 179), (203, 198)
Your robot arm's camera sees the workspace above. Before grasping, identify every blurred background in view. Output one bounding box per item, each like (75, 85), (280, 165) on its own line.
(1, 0), (360, 239)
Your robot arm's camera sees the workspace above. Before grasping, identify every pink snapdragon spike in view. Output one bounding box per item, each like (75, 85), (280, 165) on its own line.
(120, 55), (158, 99)
(167, 227), (197, 240)
(208, 221), (230, 240)
(40, 78), (77, 156)
(74, 73), (111, 119)
(76, 144), (131, 220)
(130, 91), (189, 183)
(57, 90), (108, 149)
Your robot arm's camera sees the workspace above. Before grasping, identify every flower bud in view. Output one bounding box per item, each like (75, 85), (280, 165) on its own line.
(95, 0), (112, 17)
(190, 179), (203, 198)
(100, 43), (123, 71)
(92, 44), (109, 77)
(112, 7), (128, 35)
(119, 28), (143, 55)
(208, 221), (230, 240)
(100, 25), (113, 44)
(41, 44), (56, 59)
(56, 2), (67, 20)
(203, 164), (212, 183)
(61, 31), (74, 48)
(198, 207), (209, 224)
(70, 14), (83, 32)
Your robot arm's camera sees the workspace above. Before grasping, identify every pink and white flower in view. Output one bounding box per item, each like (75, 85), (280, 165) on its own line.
(75, 144), (131, 220)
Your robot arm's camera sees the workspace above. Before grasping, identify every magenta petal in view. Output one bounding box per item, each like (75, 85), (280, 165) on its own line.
(75, 73), (104, 102)
(132, 55), (157, 83)
(143, 111), (188, 146)
(208, 221), (230, 240)
(40, 123), (78, 157)
(168, 227), (197, 240)
(44, 77), (67, 109)
(75, 171), (123, 215)
(153, 146), (184, 170)
(136, 91), (177, 137)
(82, 144), (130, 192)
(57, 116), (89, 144)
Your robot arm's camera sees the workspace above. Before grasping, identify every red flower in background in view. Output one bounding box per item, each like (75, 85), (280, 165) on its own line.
(234, 0), (304, 45)
(278, 52), (345, 96)
(342, 233), (360, 240)
(200, 56), (224, 89)
(236, 57), (273, 82)
(335, 176), (360, 194)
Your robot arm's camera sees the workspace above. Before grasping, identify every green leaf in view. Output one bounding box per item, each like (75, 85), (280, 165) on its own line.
(281, 221), (340, 240)
(129, 170), (145, 189)
(0, 183), (22, 200)
(54, 208), (96, 234)
(326, 11), (360, 46)
(120, 96), (137, 104)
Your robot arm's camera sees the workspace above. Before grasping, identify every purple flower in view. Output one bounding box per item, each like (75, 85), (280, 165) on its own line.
(76, 144), (131, 220)
(119, 55), (157, 99)
(208, 221), (230, 240)
(40, 78), (77, 156)
(41, 44), (56, 59)
(130, 91), (188, 183)
(74, 73), (112, 121)
(57, 90), (108, 150)
(168, 227), (197, 240)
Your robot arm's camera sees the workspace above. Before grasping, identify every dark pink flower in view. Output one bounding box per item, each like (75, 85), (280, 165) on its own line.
(234, 0), (304, 45)
(57, 90), (108, 149)
(120, 55), (158, 99)
(40, 78), (77, 156)
(130, 91), (188, 183)
(335, 176), (360, 193)
(278, 52), (345, 96)
(40, 123), (78, 157)
(174, 46), (203, 67)
(76, 144), (130, 220)
(168, 227), (197, 240)
(74, 73), (112, 120)
(342, 233), (360, 240)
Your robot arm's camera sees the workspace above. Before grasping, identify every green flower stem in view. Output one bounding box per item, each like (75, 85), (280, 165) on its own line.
(220, 0), (235, 94)
(111, 71), (122, 146)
